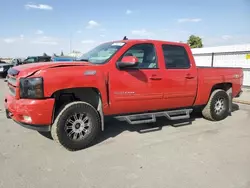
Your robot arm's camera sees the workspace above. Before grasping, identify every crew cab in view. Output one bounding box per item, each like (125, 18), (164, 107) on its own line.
(4, 39), (243, 151)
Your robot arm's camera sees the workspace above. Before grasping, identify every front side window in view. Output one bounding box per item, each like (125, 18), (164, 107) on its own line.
(119, 43), (158, 69)
(162, 44), (190, 69)
(79, 42), (126, 64)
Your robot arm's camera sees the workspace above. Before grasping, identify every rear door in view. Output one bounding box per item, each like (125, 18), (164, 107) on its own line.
(108, 42), (166, 114)
(161, 44), (198, 109)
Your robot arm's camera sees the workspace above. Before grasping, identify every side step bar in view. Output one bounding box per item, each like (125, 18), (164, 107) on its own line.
(114, 109), (193, 125)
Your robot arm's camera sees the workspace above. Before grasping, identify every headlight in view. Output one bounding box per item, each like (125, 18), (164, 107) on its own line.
(19, 77), (44, 99)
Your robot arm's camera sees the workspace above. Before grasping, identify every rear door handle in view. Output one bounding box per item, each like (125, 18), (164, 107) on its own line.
(150, 74), (162, 80)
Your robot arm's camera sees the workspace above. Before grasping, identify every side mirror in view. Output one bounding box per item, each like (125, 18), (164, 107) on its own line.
(117, 56), (139, 69)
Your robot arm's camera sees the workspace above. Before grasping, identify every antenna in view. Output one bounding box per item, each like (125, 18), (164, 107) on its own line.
(123, 36), (128, 40)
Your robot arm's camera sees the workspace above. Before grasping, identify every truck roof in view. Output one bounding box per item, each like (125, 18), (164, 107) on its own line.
(110, 39), (188, 46)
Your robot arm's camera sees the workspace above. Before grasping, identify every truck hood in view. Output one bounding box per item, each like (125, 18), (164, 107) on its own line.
(9, 61), (92, 77)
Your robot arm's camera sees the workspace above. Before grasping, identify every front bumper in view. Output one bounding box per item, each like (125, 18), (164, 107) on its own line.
(6, 109), (51, 132)
(4, 94), (55, 132)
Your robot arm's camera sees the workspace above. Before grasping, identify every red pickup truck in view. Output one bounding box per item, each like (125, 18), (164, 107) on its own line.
(5, 39), (243, 151)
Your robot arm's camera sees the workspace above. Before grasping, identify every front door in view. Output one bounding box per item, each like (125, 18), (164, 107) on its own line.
(108, 43), (165, 115)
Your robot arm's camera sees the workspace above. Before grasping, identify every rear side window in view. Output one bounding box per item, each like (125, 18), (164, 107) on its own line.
(162, 44), (190, 69)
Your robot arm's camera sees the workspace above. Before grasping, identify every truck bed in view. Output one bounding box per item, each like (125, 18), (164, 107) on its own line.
(194, 67), (243, 106)
(197, 66), (242, 69)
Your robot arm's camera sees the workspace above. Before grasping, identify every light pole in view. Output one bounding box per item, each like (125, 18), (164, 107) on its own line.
(69, 32), (72, 53)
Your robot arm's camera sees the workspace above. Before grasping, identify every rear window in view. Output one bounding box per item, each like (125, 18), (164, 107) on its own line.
(162, 44), (190, 69)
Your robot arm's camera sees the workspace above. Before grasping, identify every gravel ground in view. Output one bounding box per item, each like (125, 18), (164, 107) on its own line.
(0, 78), (250, 188)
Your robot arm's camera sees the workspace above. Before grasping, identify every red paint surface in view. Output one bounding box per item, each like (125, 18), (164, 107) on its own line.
(5, 39), (243, 126)
(5, 94), (55, 125)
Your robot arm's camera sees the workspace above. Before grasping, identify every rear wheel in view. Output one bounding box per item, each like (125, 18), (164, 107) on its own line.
(51, 101), (101, 151)
(202, 89), (229, 121)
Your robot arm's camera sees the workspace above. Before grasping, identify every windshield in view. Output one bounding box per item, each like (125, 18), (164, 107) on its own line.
(78, 42), (126, 64)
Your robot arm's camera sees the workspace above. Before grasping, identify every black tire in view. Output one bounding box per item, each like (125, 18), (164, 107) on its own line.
(202, 89), (229, 121)
(51, 101), (101, 151)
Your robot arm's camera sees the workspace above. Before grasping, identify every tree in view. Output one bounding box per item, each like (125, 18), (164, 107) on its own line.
(187, 35), (203, 48)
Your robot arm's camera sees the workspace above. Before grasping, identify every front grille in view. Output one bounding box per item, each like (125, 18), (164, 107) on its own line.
(7, 74), (17, 97)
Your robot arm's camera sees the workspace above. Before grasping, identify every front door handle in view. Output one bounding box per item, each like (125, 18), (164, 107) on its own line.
(185, 73), (195, 79)
(150, 74), (162, 80)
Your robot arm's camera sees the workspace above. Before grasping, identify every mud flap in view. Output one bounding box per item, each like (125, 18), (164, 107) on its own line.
(97, 96), (104, 131)
(227, 88), (232, 115)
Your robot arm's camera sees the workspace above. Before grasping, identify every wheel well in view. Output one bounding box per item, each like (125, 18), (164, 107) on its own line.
(211, 83), (232, 93)
(51, 87), (101, 122)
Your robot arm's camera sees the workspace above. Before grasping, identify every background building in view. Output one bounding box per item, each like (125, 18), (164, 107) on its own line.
(192, 44), (250, 87)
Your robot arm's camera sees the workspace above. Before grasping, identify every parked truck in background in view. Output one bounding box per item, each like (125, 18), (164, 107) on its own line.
(0, 58), (24, 78)
(22, 56), (51, 63)
(4, 39), (243, 151)
(51, 55), (76, 62)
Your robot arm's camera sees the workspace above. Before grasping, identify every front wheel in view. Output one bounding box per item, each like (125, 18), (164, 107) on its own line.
(51, 101), (101, 151)
(202, 89), (230, 121)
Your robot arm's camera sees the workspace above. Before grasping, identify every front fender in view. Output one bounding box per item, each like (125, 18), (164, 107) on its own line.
(33, 67), (109, 105)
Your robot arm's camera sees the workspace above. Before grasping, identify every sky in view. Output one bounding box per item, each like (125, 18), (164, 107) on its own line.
(0, 0), (250, 57)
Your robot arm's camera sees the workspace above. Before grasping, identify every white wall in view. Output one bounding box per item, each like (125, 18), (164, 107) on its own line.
(192, 44), (250, 54)
(191, 44), (250, 86)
